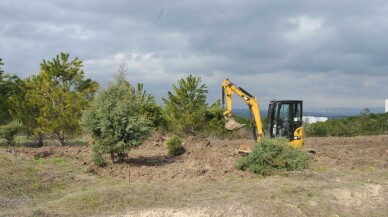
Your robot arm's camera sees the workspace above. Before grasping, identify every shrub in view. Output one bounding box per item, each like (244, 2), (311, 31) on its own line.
(305, 122), (327, 137)
(0, 120), (23, 146)
(306, 113), (388, 137)
(165, 135), (185, 156)
(236, 138), (311, 176)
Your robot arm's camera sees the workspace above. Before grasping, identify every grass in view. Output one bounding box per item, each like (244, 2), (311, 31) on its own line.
(0, 135), (90, 148)
(0, 144), (387, 216)
(0, 155), (74, 195)
(0, 150), (313, 216)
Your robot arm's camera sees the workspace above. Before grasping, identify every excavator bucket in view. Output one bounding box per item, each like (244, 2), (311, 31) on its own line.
(238, 143), (253, 154)
(225, 117), (246, 130)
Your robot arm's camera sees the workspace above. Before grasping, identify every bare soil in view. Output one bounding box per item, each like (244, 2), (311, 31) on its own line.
(10, 135), (388, 216)
(14, 135), (388, 182)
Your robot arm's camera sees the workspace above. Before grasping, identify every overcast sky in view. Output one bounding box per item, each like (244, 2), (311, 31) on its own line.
(1, 0), (387, 109)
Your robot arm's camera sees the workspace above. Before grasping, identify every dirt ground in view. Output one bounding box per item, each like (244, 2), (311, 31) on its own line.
(14, 135), (388, 182)
(11, 135), (388, 216)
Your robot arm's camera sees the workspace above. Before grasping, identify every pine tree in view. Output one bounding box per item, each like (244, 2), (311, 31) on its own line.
(25, 53), (98, 145)
(163, 75), (208, 134)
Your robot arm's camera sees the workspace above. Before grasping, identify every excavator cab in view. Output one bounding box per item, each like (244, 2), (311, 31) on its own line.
(267, 100), (304, 148)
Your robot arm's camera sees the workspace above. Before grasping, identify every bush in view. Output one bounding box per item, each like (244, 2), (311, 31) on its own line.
(165, 135), (185, 156)
(236, 138), (311, 176)
(0, 120), (23, 146)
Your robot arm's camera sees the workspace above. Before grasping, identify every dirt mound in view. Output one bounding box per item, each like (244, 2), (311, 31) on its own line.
(12, 135), (388, 182)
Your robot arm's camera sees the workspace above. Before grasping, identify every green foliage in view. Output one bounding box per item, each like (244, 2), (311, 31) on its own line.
(20, 53), (98, 145)
(165, 135), (185, 156)
(203, 100), (229, 137)
(360, 108), (370, 116)
(236, 138), (311, 176)
(306, 113), (388, 137)
(0, 120), (23, 146)
(90, 141), (107, 166)
(0, 57), (3, 76)
(163, 74), (208, 135)
(82, 72), (153, 165)
(0, 73), (23, 125)
(131, 83), (165, 128)
(0, 152), (74, 211)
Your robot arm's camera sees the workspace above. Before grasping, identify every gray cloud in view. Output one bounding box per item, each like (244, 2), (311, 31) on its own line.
(1, 0), (387, 108)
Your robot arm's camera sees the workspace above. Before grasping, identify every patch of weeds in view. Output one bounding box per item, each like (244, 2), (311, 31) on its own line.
(31, 208), (49, 217)
(313, 165), (329, 174)
(165, 135), (185, 156)
(34, 151), (51, 160)
(362, 165), (378, 172)
(0, 153), (74, 205)
(41, 182), (132, 215)
(0, 138), (7, 147)
(297, 202), (306, 210)
(35, 158), (45, 164)
(307, 191), (313, 198)
(51, 157), (70, 165)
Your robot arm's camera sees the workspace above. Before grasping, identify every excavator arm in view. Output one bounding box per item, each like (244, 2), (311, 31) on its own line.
(221, 79), (264, 141)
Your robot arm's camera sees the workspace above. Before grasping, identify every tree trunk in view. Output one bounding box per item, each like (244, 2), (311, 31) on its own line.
(59, 136), (65, 146)
(38, 134), (44, 147)
(110, 151), (115, 164)
(58, 131), (65, 145)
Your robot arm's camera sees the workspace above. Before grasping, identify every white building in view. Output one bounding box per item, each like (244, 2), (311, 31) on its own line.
(303, 116), (328, 124)
(386, 99), (388, 113)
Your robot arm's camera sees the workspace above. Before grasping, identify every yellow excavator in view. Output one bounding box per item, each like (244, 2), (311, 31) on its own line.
(222, 79), (305, 154)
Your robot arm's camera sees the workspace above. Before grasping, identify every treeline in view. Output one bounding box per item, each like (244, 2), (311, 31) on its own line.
(305, 113), (388, 137)
(0, 53), (234, 164)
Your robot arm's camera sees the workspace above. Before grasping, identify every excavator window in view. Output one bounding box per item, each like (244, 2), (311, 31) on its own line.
(278, 104), (290, 121)
(277, 103), (291, 138)
(267, 100), (303, 140)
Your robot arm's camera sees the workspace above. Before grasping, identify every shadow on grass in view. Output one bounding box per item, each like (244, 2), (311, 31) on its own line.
(123, 155), (177, 167)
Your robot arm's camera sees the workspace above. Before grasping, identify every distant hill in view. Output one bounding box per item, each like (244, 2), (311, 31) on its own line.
(232, 107), (385, 119)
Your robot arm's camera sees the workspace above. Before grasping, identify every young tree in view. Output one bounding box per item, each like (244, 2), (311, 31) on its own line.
(25, 53), (98, 145)
(163, 74), (208, 134)
(82, 71), (153, 165)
